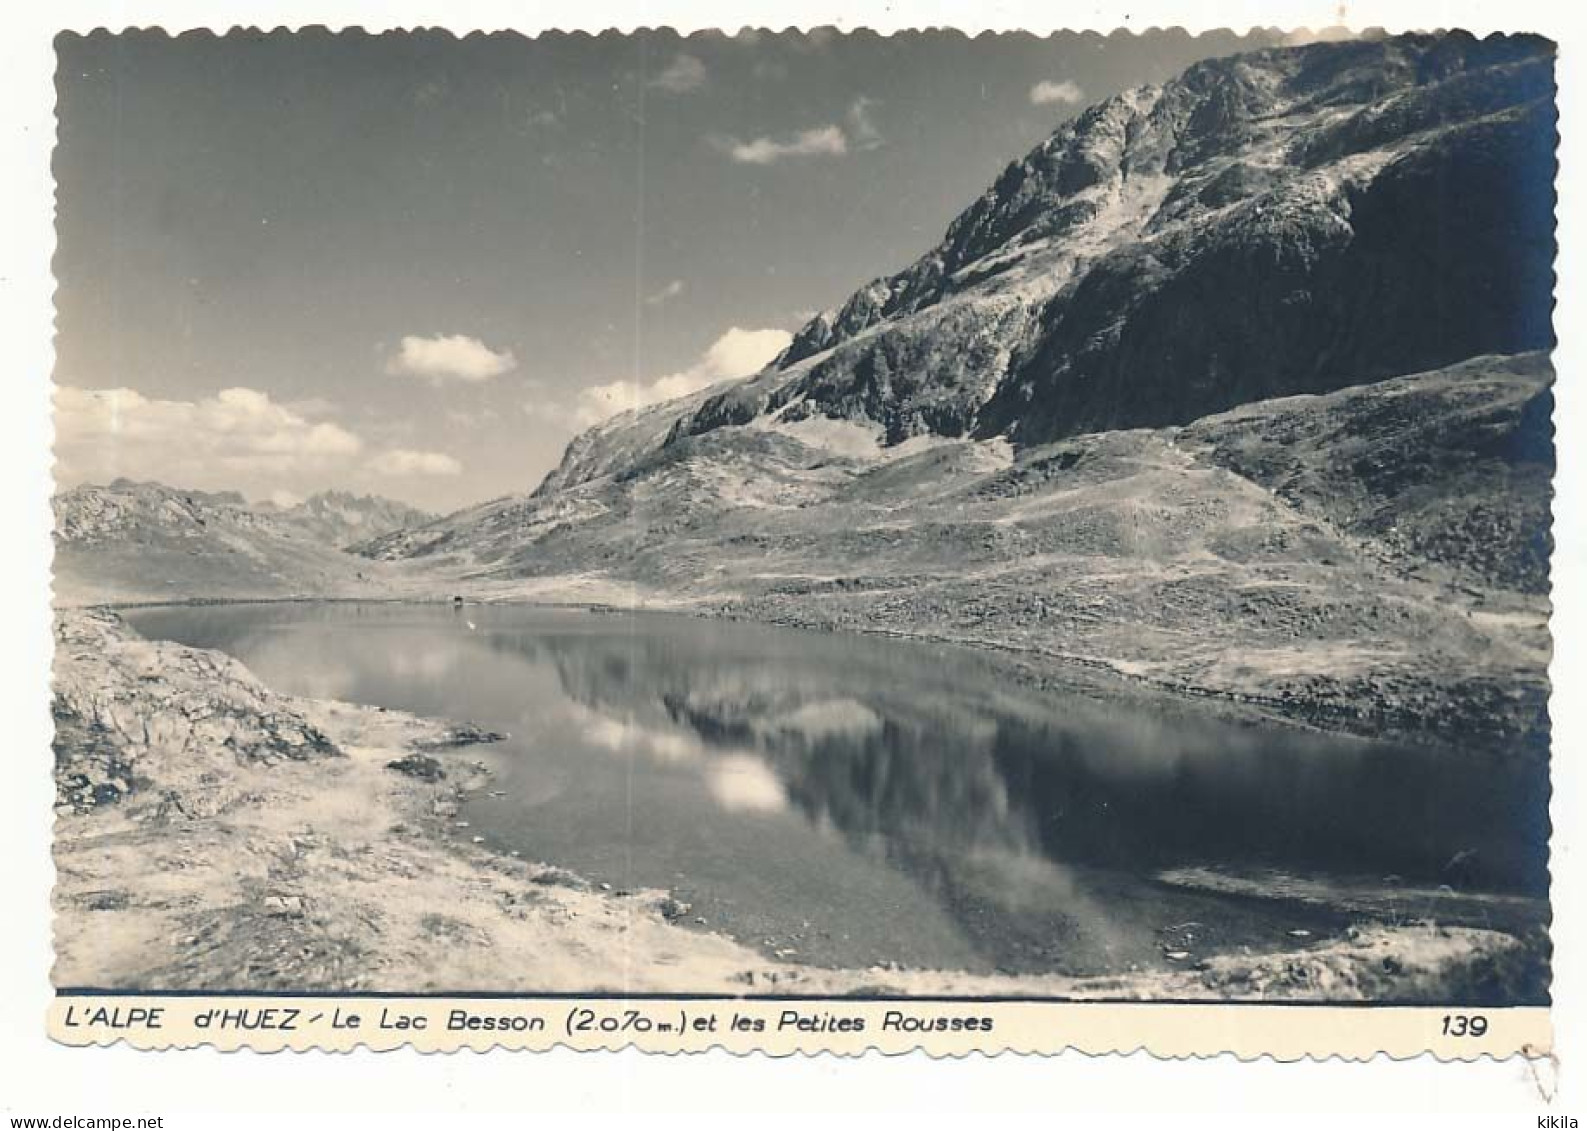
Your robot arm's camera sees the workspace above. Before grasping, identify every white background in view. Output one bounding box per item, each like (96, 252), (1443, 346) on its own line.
(1, 0), (1581, 1119)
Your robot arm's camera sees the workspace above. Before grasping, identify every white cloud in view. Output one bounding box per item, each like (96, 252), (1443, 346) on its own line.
(54, 384), (368, 497)
(57, 385), (361, 467)
(644, 278), (686, 306)
(719, 125), (849, 165)
(650, 53), (708, 94)
(715, 96), (882, 165)
(846, 96), (884, 150)
(384, 334), (517, 383)
(706, 753), (788, 813)
(1029, 79), (1085, 107)
(693, 326), (792, 378)
(54, 384), (466, 503)
(368, 448), (464, 477)
(574, 326), (791, 425)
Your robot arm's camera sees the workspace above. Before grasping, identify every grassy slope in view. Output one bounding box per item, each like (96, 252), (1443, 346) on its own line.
(53, 541), (395, 606)
(371, 353), (1552, 753)
(52, 482), (421, 606)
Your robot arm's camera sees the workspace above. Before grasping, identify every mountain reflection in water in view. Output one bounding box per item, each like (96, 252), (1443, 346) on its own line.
(125, 602), (1549, 979)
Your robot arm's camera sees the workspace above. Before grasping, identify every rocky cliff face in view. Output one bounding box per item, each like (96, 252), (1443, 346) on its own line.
(979, 36), (1554, 445)
(541, 32), (1553, 485)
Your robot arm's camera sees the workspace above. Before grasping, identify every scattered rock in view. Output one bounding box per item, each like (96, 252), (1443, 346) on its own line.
(263, 894), (305, 917)
(530, 866), (590, 891)
(414, 724), (507, 751)
(385, 753), (445, 782)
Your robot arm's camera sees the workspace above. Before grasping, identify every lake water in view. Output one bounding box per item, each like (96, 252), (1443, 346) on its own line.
(126, 602), (1550, 980)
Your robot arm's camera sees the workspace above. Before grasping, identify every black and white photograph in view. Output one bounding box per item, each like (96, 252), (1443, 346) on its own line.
(48, 25), (1556, 1013)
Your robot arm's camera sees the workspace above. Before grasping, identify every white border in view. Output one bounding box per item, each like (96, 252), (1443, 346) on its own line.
(1, 0), (1581, 1118)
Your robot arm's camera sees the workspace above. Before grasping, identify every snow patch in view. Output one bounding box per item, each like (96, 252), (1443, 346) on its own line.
(752, 414), (886, 459)
(749, 413), (1001, 469)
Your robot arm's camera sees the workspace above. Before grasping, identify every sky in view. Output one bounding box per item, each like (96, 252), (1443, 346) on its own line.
(53, 27), (1305, 512)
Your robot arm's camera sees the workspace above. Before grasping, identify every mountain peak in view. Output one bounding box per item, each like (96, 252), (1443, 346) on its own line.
(630, 31), (1552, 465)
(361, 31), (1556, 610)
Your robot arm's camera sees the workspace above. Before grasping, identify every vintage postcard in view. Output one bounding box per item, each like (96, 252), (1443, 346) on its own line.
(44, 23), (1557, 1059)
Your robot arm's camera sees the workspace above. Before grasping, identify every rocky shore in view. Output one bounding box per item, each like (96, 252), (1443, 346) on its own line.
(51, 608), (1543, 1001)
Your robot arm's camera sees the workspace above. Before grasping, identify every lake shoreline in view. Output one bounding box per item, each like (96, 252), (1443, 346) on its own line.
(63, 586), (1549, 761)
(50, 606), (1548, 1002)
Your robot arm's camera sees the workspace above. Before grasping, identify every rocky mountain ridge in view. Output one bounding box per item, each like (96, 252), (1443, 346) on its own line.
(52, 479), (427, 603)
(57, 480), (432, 550)
(518, 32), (1553, 499)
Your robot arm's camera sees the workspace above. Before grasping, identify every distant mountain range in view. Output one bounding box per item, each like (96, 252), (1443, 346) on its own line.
(253, 488), (435, 548)
(53, 480), (431, 602)
(57, 479), (432, 549)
